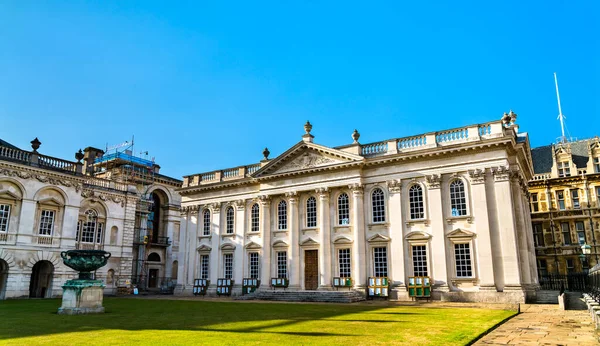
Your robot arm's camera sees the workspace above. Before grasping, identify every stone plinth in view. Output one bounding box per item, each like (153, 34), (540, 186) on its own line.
(58, 279), (105, 315)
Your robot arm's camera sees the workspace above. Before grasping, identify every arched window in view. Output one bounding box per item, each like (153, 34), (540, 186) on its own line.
(251, 203), (260, 233)
(372, 188), (386, 223)
(450, 180), (467, 216)
(338, 193), (349, 225)
(77, 209), (104, 244)
(148, 253), (161, 262)
(278, 200), (287, 230)
(202, 209), (211, 236)
(306, 197), (317, 228)
(409, 185), (424, 219)
(226, 206), (235, 234)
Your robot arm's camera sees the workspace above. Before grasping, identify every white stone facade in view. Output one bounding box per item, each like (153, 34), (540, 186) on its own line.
(177, 116), (539, 303)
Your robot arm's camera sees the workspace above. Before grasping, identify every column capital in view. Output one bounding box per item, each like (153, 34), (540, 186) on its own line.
(233, 199), (246, 210)
(316, 187), (329, 199)
(348, 183), (363, 196)
(285, 191), (298, 203)
(387, 179), (402, 194)
(210, 202), (221, 214)
(425, 174), (441, 189)
(257, 195), (271, 206)
(468, 168), (486, 185)
(491, 165), (512, 182)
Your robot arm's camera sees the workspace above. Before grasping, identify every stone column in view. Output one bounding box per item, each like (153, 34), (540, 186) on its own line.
(209, 203), (221, 290)
(16, 199), (37, 243)
(468, 169), (496, 289)
(425, 174), (448, 290)
(350, 183), (366, 288)
(234, 200), (245, 293)
(258, 196), (272, 287)
(511, 176), (532, 285)
(186, 208), (198, 287)
(388, 180), (407, 299)
(286, 191), (300, 289)
(492, 166), (521, 288)
(176, 209), (188, 291)
(317, 187), (332, 289)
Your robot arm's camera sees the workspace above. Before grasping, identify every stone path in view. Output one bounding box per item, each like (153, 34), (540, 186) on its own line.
(474, 304), (599, 345)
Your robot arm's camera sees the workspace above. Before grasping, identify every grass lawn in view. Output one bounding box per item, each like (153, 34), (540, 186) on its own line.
(0, 298), (515, 345)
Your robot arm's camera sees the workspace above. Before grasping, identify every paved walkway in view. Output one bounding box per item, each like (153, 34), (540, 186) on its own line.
(474, 304), (599, 345)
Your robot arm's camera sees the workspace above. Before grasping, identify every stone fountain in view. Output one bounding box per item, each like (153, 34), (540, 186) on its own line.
(58, 250), (111, 315)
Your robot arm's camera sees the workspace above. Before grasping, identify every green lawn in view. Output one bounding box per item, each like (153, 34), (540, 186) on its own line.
(0, 298), (515, 345)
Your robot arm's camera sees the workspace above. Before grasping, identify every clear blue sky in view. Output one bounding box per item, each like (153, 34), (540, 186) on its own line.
(1, 1), (598, 178)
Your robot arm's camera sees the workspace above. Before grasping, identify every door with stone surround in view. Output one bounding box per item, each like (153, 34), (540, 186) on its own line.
(304, 250), (318, 290)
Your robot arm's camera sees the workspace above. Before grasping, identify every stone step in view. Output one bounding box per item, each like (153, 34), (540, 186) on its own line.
(536, 290), (559, 304)
(236, 290), (366, 303)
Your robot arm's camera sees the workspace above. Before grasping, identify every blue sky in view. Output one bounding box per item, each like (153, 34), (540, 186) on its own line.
(1, 1), (598, 178)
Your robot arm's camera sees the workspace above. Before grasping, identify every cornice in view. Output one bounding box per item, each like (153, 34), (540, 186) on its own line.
(0, 162), (84, 191)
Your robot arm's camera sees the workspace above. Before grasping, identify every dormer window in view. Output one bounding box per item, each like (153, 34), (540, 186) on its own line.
(558, 161), (570, 177)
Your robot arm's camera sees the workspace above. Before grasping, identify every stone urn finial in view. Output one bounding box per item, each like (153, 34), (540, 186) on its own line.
(501, 112), (511, 127)
(30, 137), (41, 152)
(352, 129), (360, 143)
(263, 147), (270, 160)
(75, 149), (84, 163)
(508, 110), (517, 124)
(304, 121), (312, 134)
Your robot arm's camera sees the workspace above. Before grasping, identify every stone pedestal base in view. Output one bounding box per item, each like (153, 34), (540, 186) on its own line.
(58, 279), (106, 315)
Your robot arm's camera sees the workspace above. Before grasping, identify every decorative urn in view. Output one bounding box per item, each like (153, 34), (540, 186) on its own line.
(61, 250), (111, 280)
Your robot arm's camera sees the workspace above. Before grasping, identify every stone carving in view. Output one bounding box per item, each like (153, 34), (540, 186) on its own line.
(348, 183), (363, 195)
(491, 165), (511, 181)
(257, 195), (271, 205)
(387, 179), (401, 193)
(285, 191), (298, 202)
(468, 169), (486, 184)
(316, 187), (329, 199)
(276, 152), (337, 173)
(234, 199), (246, 210)
(425, 174), (441, 189)
(211, 202), (222, 213)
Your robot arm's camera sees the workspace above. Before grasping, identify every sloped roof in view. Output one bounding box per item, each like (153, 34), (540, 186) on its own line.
(531, 139), (592, 174)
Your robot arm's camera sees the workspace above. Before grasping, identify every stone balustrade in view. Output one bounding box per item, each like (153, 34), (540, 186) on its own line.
(0, 144), (82, 175)
(182, 120), (509, 187)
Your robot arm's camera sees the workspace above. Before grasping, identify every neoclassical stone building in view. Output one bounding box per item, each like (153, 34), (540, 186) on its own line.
(177, 112), (539, 303)
(0, 139), (181, 299)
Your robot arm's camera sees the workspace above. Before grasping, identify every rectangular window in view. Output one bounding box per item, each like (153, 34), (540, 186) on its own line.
(38, 210), (55, 236)
(200, 255), (209, 279)
(223, 254), (233, 279)
(96, 223), (104, 244)
(571, 190), (580, 209)
(203, 210), (211, 236)
(538, 259), (548, 276)
(556, 190), (566, 210)
(576, 221), (586, 245)
(0, 204), (10, 232)
(594, 157), (600, 173)
(561, 223), (572, 245)
(454, 243), (473, 277)
(277, 251), (287, 278)
(249, 252), (259, 279)
(412, 245), (428, 276)
(338, 248), (351, 278)
(530, 193), (539, 212)
(597, 187), (600, 207)
(558, 161), (571, 177)
(533, 223), (544, 247)
(566, 259), (574, 270)
(81, 221), (95, 243)
(373, 247), (388, 277)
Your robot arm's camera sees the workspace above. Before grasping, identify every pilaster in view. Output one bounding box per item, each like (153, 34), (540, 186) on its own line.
(350, 183), (366, 288)
(286, 191), (300, 289)
(468, 169), (495, 289)
(317, 187), (332, 289)
(258, 196), (272, 286)
(425, 174), (448, 289)
(387, 180), (406, 291)
(209, 203), (221, 287)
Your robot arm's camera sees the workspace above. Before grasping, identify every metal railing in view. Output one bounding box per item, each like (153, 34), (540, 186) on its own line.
(539, 273), (589, 292)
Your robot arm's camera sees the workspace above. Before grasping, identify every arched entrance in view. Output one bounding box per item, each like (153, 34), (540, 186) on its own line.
(147, 253), (161, 289)
(29, 261), (54, 298)
(0, 259), (8, 300)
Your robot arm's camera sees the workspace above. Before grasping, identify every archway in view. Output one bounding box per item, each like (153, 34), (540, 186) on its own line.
(29, 261), (54, 298)
(0, 259), (8, 300)
(147, 253), (161, 289)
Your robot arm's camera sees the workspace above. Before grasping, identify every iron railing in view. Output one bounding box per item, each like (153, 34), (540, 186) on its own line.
(539, 273), (589, 292)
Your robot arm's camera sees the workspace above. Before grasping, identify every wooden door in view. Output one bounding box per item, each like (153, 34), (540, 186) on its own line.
(304, 250), (318, 290)
(148, 269), (158, 288)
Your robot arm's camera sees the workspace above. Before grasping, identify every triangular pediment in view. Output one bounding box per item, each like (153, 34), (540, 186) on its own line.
(367, 233), (390, 243)
(405, 231), (432, 241)
(253, 142), (364, 178)
(0, 189), (21, 200)
(446, 228), (475, 239)
(37, 197), (63, 207)
(300, 237), (319, 246)
(197, 244), (212, 252)
(244, 241), (262, 249)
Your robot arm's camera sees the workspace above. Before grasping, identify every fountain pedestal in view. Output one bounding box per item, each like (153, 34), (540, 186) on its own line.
(57, 250), (111, 315)
(58, 279), (106, 315)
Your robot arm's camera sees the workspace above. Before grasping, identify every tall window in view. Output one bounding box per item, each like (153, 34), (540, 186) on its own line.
(595, 157), (600, 173)
(454, 243), (473, 277)
(538, 259), (548, 276)
(409, 185), (424, 219)
(202, 209), (211, 236)
(372, 188), (386, 223)
(226, 207), (234, 234)
(566, 259), (575, 270)
(223, 253), (233, 279)
(450, 180), (467, 216)
(412, 245), (428, 276)
(306, 197), (317, 228)
(278, 200), (287, 230)
(556, 190), (566, 210)
(533, 223), (544, 247)
(38, 210), (55, 236)
(0, 204), (10, 233)
(558, 161), (570, 177)
(277, 251), (287, 278)
(530, 193), (539, 212)
(571, 190), (580, 209)
(80, 209), (104, 244)
(373, 247), (388, 277)
(249, 252), (259, 279)
(576, 221), (586, 245)
(250, 204), (260, 233)
(200, 255), (209, 279)
(561, 222), (571, 245)
(338, 193), (350, 225)
(338, 248), (351, 278)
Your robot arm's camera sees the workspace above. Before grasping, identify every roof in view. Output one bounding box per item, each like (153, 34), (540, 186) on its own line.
(531, 139), (593, 174)
(0, 139), (19, 150)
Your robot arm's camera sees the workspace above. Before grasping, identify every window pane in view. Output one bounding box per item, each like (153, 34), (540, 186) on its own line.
(249, 252), (259, 279)
(251, 204), (260, 233)
(0, 204), (10, 232)
(277, 251), (287, 278)
(226, 207), (235, 234)
(96, 223), (104, 244)
(409, 185), (424, 219)
(338, 193), (350, 225)
(454, 243), (472, 277)
(450, 180), (467, 216)
(412, 245), (428, 276)
(373, 247), (388, 277)
(561, 223), (571, 245)
(203, 210), (211, 236)
(372, 189), (386, 222)
(200, 255), (209, 279)
(224, 254), (233, 279)
(571, 190), (580, 209)
(278, 201), (287, 230)
(39, 210), (55, 236)
(306, 197), (317, 228)
(533, 223), (544, 247)
(338, 248), (351, 278)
